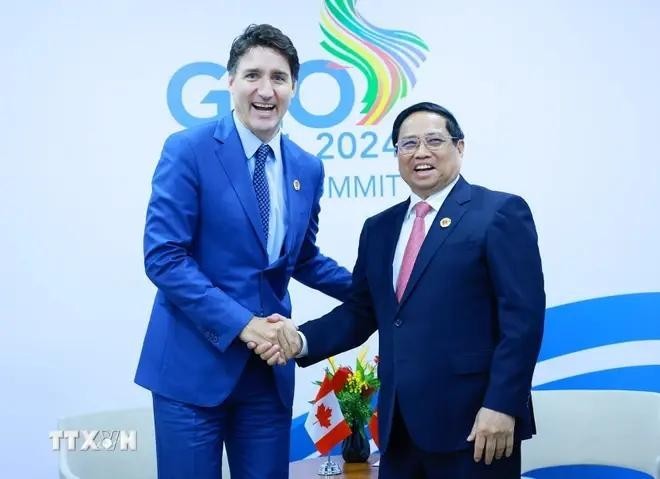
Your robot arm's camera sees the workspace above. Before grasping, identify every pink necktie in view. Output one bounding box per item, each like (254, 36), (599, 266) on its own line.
(395, 201), (432, 302)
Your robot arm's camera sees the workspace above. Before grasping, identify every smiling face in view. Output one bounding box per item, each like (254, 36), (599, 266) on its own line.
(228, 46), (295, 142)
(396, 111), (464, 199)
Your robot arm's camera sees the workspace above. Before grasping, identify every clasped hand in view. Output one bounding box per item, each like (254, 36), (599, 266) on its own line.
(239, 314), (300, 366)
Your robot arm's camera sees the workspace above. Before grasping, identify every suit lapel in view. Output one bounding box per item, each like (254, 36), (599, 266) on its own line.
(213, 117), (267, 254)
(380, 200), (410, 309)
(281, 136), (305, 258)
(398, 177), (472, 307)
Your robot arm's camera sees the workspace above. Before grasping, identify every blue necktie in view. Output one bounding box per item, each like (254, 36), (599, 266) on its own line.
(253, 144), (271, 242)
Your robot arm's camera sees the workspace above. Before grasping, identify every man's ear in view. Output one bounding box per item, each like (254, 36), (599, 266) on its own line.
(457, 139), (465, 156)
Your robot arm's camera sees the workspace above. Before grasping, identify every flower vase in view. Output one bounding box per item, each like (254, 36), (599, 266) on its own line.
(341, 422), (370, 463)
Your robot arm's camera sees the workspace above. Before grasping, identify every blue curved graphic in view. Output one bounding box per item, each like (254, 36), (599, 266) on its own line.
(534, 365), (660, 392)
(538, 292), (660, 361)
(524, 464), (653, 478)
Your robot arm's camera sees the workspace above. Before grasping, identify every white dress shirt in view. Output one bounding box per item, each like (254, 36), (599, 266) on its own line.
(233, 111), (287, 264)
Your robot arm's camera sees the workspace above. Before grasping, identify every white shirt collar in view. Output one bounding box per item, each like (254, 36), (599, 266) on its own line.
(405, 174), (460, 218)
(232, 110), (282, 162)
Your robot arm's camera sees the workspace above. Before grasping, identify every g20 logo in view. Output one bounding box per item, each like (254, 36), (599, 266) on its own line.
(167, 60), (355, 129)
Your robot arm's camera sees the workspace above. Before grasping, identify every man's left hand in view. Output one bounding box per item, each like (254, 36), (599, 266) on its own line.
(466, 407), (515, 465)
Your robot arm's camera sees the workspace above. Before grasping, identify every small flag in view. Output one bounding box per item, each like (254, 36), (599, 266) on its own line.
(304, 376), (352, 455)
(368, 411), (380, 449)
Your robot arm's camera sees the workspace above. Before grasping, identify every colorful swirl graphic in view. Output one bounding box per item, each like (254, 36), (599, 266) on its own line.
(320, 0), (429, 125)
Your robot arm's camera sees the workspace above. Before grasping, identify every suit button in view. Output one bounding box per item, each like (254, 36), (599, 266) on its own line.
(394, 319), (402, 327)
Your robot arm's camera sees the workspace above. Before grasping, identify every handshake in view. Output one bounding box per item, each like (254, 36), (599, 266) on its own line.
(239, 314), (302, 366)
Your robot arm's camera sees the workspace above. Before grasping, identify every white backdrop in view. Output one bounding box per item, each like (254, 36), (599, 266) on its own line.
(2, 1), (659, 477)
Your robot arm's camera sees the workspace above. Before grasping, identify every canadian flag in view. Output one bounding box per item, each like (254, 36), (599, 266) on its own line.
(304, 375), (352, 455)
(368, 411), (379, 449)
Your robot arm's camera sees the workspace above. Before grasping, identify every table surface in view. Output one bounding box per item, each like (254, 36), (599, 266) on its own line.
(289, 454), (380, 478)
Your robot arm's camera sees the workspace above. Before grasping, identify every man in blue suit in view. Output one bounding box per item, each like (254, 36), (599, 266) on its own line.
(134, 24), (352, 479)
(260, 102), (545, 478)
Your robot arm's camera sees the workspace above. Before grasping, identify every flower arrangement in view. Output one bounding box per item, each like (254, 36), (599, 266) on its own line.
(317, 347), (380, 432)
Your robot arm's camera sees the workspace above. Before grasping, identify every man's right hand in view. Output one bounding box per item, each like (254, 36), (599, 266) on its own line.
(239, 316), (286, 365)
(240, 316), (300, 366)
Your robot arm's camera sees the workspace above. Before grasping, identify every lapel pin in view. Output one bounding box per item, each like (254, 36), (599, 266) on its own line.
(293, 179), (301, 191)
(439, 217), (452, 228)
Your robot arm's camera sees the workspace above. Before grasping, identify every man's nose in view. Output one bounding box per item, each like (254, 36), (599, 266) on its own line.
(257, 79), (274, 98)
(414, 141), (431, 157)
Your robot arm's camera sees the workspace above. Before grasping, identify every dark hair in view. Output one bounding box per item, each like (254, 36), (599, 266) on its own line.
(227, 24), (300, 83)
(391, 102), (464, 146)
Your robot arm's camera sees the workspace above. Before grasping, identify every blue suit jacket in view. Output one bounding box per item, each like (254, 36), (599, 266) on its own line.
(135, 115), (352, 408)
(298, 176), (545, 453)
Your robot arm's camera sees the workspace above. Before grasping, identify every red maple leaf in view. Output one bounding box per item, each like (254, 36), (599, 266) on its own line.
(315, 403), (333, 428)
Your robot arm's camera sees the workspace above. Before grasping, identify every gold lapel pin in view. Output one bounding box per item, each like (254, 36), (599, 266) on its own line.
(439, 217), (452, 228)
(293, 179), (301, 191)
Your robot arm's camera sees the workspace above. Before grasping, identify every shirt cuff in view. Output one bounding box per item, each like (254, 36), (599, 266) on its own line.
(296, 331), (309, 357)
